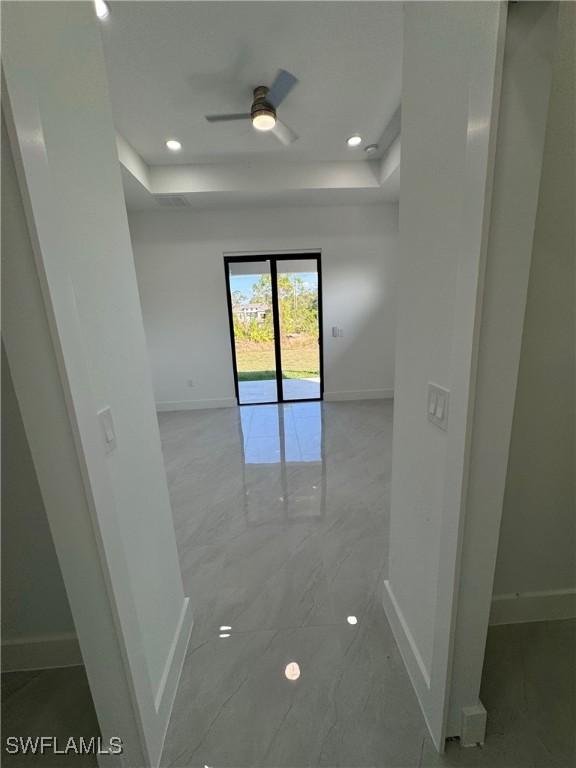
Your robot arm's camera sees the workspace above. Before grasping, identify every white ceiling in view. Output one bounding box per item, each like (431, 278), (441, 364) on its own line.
(102, 1), (403, 167)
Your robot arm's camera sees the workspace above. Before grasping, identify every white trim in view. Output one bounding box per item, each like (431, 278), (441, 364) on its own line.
(2, 633), (82, 672)
(490, 588), (576, 626)
(154, 598), (194, 759)
(156, 398), (237, 412)
(324, 389), (394, 402)
(382, 580), (431, 706)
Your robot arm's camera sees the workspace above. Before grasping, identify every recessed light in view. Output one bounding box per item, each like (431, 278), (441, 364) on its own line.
(346, 135), (363, 148)
(364, 144), (379, 154)
(94, 0), (110, 20)
(166, 139), (182, 152)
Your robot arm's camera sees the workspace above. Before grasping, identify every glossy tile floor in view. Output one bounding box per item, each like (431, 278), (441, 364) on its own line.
(2, 622), (572, 768)
(160, 400), (410, 767)
(158, 400), (576, 768)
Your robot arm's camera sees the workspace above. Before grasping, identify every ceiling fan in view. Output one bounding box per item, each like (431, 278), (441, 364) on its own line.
(205, 69), (299, 145)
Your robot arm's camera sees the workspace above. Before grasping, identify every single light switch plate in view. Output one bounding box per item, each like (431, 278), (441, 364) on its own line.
(97, 406), (117, 454)
(427, 383), (449, 430)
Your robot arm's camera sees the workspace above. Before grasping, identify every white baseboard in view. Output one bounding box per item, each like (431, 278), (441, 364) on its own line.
(382, 580), (431, 706)
(156, 398), (236, 412)
(155, 598), (194, 761)
(324, 388), (394, 402)
(2, 632), (82, 672)
(490, 588), (576, 625)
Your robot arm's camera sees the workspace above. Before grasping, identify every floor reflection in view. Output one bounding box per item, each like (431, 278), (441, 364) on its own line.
(239, 402), (326, 524)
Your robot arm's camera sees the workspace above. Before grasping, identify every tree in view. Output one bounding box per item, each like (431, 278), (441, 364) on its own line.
(231, 289), (246, 306)
(235, 272), (318, 343)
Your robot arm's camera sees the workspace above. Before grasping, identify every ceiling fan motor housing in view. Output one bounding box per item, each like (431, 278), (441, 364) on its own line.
(251, 85), (276, 124)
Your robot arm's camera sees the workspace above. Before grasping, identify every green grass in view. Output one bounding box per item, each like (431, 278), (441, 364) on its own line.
(238, 370), (318, 382)
(235, 339), (319, 382)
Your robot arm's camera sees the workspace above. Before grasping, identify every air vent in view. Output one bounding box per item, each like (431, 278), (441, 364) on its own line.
(154, 195), (189, 208)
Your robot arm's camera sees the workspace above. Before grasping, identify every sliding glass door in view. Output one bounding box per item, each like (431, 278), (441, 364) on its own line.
(277, 258), (321, 401)
(227, 259), (278, 404)
(225, 254), (323, 405)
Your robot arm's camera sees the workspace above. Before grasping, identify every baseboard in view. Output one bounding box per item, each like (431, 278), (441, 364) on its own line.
(324, 388), (394, 402)
(490, 588), (576, 625)
(156, 398), (237, 412)
(382, 580), (431, 703)
(154, 597), (194, 761)
(2, 632), (82, 672)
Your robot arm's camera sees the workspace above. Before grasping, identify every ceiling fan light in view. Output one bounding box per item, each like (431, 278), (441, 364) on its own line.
(252, 109), (276, 132)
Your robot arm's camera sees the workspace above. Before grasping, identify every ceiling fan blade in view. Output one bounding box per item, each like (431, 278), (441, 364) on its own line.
(205, 113), (251, 123)
(271, 120), (298, 146)
(267, 69), (298, 108)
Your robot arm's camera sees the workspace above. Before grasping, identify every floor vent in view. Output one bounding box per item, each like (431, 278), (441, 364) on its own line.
(154, 194), (189, 208)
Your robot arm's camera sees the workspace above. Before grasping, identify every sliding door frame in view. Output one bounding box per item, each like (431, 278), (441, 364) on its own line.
(224, 253), (324, 405)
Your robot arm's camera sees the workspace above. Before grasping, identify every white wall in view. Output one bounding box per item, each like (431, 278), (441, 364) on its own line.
(381, 0), (559, 749)
(128, 204), (398, 409)
(491, 1), (575, 619)
(1, 347), (78, 668)
(3, 3), (192, 763)
(384, 0), (505, 719)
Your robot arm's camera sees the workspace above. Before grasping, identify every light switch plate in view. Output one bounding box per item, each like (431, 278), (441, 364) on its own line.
(97, 406), (117, 454)
(427, 383), (449, 430)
